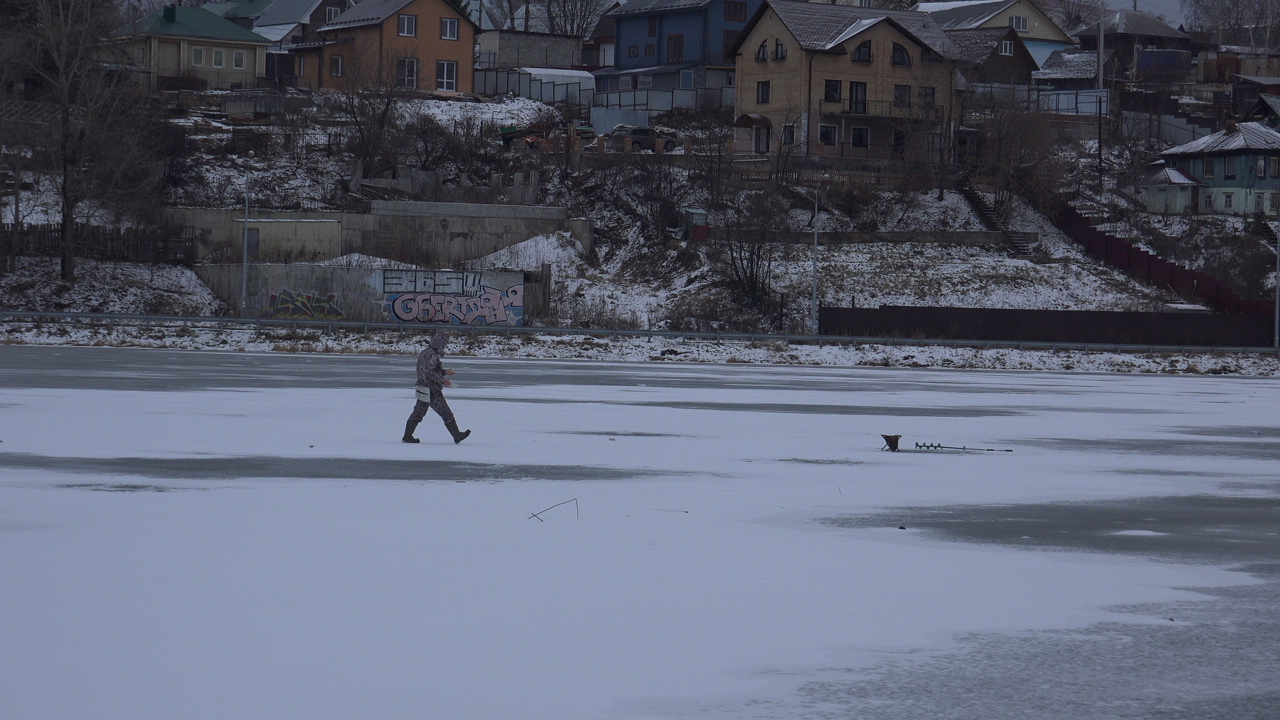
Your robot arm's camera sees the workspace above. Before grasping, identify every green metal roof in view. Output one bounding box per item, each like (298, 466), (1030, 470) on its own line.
(115, 6), (271, 44)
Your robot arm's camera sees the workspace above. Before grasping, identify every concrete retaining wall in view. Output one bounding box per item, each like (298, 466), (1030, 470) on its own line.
(195, 265), (543, 325)
(710, 230), (1027, 246)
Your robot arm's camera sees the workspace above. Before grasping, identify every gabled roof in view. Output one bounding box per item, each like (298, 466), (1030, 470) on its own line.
(1250, 94), (1280, 119)
(1076, 10), (1187, 40)
(607, 0), (710, 18)
(1138, 167), (1201, 187)
(203, 0), (279, 21)
(913, 0), (1013, 30)
(256, 0), (325, 26)
(753, 1), (958, 59)
(321, 0), (479, 31)
(1161, 122), (1280, 156)
(1031, 48), (1108, 79)
(944, 26), (1016, 63)
(115, 6), (271, 43)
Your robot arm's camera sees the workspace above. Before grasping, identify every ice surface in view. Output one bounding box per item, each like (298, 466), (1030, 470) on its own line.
(0, 347), (1275, 719)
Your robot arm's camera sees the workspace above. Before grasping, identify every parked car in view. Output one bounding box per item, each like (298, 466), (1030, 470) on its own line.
(608, 125), (678, 153)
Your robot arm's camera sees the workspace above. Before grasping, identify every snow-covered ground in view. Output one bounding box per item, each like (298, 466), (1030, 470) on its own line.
(0, 257), (226, 316)
(0, 347), (1274, 719)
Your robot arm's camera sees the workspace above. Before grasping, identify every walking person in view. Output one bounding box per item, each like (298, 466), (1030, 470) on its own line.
(403, 331), (470, 444)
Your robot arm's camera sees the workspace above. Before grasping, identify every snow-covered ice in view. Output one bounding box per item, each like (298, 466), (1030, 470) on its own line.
(0, 346), (1275, 719)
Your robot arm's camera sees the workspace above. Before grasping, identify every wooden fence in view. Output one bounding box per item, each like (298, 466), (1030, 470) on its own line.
(0, 224), (193, 264)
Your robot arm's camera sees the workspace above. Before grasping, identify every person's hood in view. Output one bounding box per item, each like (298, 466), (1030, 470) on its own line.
(429, 331), (448, 353)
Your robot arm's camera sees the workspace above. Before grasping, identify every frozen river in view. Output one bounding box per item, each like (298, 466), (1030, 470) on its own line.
(1, 346), (1277, 719)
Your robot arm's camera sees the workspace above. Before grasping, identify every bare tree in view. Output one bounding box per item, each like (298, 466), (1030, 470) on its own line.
(969, 103), (1061, 219)
(322, 45), (419, 181)
(21, 0), (164, 281)
(709, 191), (788, 306)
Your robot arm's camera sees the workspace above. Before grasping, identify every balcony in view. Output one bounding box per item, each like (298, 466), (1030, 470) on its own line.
(818, 98), (944, 121)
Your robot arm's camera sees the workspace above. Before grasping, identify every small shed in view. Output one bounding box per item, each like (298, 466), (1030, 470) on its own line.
(1137, 166), (1201, 214)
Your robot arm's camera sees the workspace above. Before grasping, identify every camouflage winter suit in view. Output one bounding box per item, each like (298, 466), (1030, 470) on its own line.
(408, 333), (456, 426)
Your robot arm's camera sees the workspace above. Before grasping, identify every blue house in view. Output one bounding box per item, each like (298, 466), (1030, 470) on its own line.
(594, 0), (764, 93)
(1158, 121), (1280, 216)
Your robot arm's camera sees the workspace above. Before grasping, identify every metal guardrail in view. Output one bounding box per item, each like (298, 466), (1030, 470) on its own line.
(2, 310), (1278, 357)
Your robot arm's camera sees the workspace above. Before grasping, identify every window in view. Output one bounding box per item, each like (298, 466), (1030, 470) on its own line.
(668, 33), (683, 62)
(298, 56), (304, 78)
(918, 86), (935, 108)
(1271, 192), (1279, 211)
(637, 74), (652, 89)
(723, 31), (740, 62)
(1010, 15), (1028, 32)
(648, 17), (658, 37)
(326, 6), (340, 22)
(725, 71), (734, 87)
(782, 124), (796, 144)
(1224, 156), (1236, 179)
(1271, 157), (1280, 177)
(756, 80), (770, 104)
(329, 54), (343, 77)
(819, 125), (837, 145)
(436, 60), (457, 91)
(891, 43), (910, 66)
(755, 41), (768, 62)
(628, 45), (639, 58)
(1259, 157), (1267, 178)
(849, 81), (867, 113)
(398, 14), (417, 37)
(680, 69), (694, 89)
(1000, 40), (1013, 56)
(1203, 158), (1214, 178)
(441, 17), (459, 40)
(1223, 192), (1234, 210)
(852, 40), (871, 63)
(774, 40), (787, 60)
(233, 50), (245, 70)
(824, 79), (841, 103)
(1256, 193), (1264, 210)
(396, 57), (418, 88)
(644, 44), (655, 56)
(212, 49), (225, 68)
(850, 127), (869, 147)
(894, 84), (911, 108)
(724, 1), (746, 21)
(192, 47), (204, 66)
(857, 0), (870, 5)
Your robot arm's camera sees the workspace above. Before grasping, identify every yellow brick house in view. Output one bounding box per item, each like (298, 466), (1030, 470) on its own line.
(732, 1), (961, 162)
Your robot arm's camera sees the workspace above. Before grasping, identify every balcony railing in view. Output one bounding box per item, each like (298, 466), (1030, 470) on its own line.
(818, 98), (944, 121)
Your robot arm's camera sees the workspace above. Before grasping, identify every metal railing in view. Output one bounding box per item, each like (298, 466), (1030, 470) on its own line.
(2, 310), (1277, 356)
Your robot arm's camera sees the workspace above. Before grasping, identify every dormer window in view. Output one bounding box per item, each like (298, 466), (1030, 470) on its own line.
(891, 42), (910, 66)
(755, 41), (768, 62)
(1009, 15), (1028, 32)
(852, 40), (871, 63)
(774, 39), (787, 60)
(999, 40), (1013, 55)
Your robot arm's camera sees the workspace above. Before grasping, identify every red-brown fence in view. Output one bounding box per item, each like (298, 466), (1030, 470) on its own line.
(0, 223), (193, 264)
(1053, 207), (1273, 315)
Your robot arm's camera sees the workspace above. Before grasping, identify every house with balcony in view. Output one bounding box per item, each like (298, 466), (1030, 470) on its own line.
(1156, 121), (1280, 216)
(913, 0), (1071, 67)
(732, 1), (960, 160)
(595, 0), (764, 94)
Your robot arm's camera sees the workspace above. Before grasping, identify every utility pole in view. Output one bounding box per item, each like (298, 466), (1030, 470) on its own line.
(811, 173), (829, 337)
(241, 184), (249, 316)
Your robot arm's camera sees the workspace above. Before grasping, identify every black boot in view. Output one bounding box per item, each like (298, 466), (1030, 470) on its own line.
(402, 419), (420, 443)
(445, 419), (471, 444)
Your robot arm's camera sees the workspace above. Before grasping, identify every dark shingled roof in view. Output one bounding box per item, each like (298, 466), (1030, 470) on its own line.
(944, 26), (1011, 63)
(608, 0), (710, 17)
(1031, 48), (1108, 80)
(1076, 9), (1187, 40)
(913, 0), (1013, 31)
(768, 1), (958, 58)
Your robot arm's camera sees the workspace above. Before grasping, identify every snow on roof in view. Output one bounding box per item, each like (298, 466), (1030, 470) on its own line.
(768, 3), (958, 59)
(252, 23), (298, 42)
(1032, 49), (1107, 80)
(1138, 167), (1201, 187)
(913, 0), (1013, 31)
(1235, 74), (1280, 85)
(1161, 122), (1280, 156)
(1076, 10), (1187, 40)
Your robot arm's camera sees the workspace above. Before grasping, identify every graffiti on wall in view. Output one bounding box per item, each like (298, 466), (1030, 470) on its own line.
(268, 289), (346, 320)
(383, 269), (524, 325)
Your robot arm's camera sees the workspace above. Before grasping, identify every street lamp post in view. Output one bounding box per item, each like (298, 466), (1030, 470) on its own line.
(812, 173), (830, 337)
(241, 186), (249, 317)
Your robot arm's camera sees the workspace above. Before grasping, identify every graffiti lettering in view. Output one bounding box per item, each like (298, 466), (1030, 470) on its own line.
(387, 284), (524, 325)
(269, 289), (346, 319)
(383, 269), (482, 295)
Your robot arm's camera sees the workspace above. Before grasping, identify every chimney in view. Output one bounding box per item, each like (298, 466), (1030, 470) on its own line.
(163, 5), (176, 22)
(1225, 120), (1239, 134)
